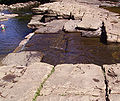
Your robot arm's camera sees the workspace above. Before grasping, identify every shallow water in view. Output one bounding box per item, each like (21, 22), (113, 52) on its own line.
(24, 33), (120, 66)
(102, 7), (120, 14)
(0, 13), (32, 62)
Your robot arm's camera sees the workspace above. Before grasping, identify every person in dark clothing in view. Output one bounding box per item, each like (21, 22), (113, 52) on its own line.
(100, 22), (107, 44)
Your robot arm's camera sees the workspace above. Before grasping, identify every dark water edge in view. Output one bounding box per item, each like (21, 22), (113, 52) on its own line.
(0, 12), (33, 64)
(24, 33), (120, 66)
(101, 6), (120, 14)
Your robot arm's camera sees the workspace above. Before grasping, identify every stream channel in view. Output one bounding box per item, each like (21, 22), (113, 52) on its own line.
(0, 8), (120, 66)
(0, 10), (33, 64)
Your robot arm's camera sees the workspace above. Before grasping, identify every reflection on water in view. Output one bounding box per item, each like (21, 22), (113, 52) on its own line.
(24, 33), (120, 66)
(0, 15), (32, 59)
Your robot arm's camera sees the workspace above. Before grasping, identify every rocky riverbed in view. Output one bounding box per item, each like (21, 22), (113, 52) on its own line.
(0, 0), (120, 101)
(29, 0), (120, 43)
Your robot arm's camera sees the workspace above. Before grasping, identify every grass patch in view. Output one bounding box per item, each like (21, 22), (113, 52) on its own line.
(32, 67), (55, 101)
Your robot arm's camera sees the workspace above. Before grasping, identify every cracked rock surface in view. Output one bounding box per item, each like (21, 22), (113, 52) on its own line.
(37, 64), (105, 101)
(0, 62), (53, 101)
(104, 64), (120, 101)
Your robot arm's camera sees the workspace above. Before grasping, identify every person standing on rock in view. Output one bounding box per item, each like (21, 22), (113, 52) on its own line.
(100, 22), (107, 44)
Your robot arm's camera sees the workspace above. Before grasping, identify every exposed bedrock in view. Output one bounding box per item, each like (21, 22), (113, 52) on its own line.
(37, 64), (106, 101)
(8, 1), (40, 11)
(2, 51), (44, 66)
(0, 62), (53, 101)
(0, 63), (106, 101)
(103, 64), (120, 101)
(28, 1), (120, 42)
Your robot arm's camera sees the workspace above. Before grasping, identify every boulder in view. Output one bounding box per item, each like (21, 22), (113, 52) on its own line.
(2, 51), (44, 66)
(104, 64), (120, 101)
(37, 64), (105, 101)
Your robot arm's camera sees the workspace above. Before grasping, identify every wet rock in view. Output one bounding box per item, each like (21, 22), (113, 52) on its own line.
(2, 51), (44, 66)
(14, 33), (35, 52)
(35, 20), (68, 34)
(104, 64), (120, 101)
(1, 62), (53, 101)
(37, 64), (105, 101)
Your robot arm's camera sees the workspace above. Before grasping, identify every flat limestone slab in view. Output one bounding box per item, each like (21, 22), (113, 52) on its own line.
(104, 64), (120, 101)
(37, 64), (105, 101)
(33, 1), (120, 42)
(2, 51), (44, 66)
(35, 20), (68, 34)
(0, 62), (53, 101)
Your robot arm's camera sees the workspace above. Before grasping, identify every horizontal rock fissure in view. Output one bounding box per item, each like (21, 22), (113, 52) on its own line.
(75, 27), (97, 31)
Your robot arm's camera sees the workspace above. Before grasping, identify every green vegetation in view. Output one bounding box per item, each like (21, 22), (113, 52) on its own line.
(32, 67), (55, 101)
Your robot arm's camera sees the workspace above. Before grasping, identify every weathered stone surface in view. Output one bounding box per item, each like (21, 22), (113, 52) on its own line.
(0, 62), (53, 101)
(0, 65), (27, 101)
(0, 4), (8, 11)
(109, 94), (120, 101)
(104, 17), (120, 42)
(63, 20), (81, 32)
(2, 51), (44, 66)
(37, 64), (105, 101)
(104, 64), (120, 101)
(8, 1), (40, 10)
(35, 20), (68, 34)
(37, 95), (104, 101)
(32, 1), (120, 42)
(27, 15), (45, 29)
(77, 14), (102, 30)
